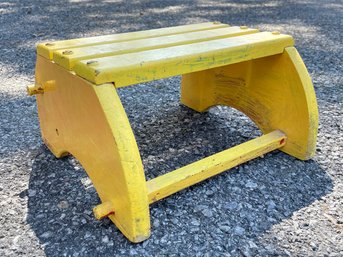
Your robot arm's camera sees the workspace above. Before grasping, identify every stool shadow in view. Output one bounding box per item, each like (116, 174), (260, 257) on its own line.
(26, 103), (333, 256)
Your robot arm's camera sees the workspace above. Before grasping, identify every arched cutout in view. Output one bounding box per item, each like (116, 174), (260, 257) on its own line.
(181, 47), (318, 160)
(33, 45), (318, 243)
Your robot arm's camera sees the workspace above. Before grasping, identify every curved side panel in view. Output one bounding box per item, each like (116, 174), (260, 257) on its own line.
(181, 46), (318, 160)
(34, 56), (150, 242)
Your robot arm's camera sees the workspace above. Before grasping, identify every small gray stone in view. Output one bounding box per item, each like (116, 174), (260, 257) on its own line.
(130, 249), (137, 255)
(233, 226), (245, 236)
(224, 201), (238, 210)
(245, 181), (257, 189)
(194, 205), (207, 212)
(27, 189), (36, 197)
(191, 219), (200, 226)
(57, 200), (69, 209)
(153, 219), (160, 228)
(84, 231), (91, 238)
(219, 225), (231, 233)
(205, 190), (215, 196)
(40, 231), (52, 239)
(102, 235), (109, 244)
(202, 208), (213, 218)
(266, 200), (276, 211)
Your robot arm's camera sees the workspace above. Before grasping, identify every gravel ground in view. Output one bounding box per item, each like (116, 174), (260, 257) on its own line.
(0, 0), (342, 256)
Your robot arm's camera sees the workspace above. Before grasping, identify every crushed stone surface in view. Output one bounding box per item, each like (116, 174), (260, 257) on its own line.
(0, 0), (342, 256)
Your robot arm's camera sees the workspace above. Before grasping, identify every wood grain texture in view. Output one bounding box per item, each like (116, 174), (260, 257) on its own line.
(181, 46), (318, 160)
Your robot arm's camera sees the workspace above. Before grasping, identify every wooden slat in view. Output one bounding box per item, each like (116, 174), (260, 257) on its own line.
(37, 22), (229, 59)
(73, 32), (294, 86)
(53, 26), (259, 70)
(147, 130), (287, 204)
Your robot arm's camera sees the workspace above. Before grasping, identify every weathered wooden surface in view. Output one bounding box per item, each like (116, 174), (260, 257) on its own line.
(30, 22), (318, 243)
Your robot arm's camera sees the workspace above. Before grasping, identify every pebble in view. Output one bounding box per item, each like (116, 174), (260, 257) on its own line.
(40, 231), (52, 239)
(202, 209), (214, 218)
(233, 226), (245, 236)
(224, 201), (239, 210)
(101, 235), (109, 244)
(219, 225), (231, 233)
(27, 189), (36, 197)
(191, 219), (200, 226)
(153, 219), (160, 228)
(245, 181), (258, 189)
(267, 200), (277, 211)
(57, 200), (69, 209)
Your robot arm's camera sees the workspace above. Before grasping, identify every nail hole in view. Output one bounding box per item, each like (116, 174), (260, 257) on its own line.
(280, 138), (285, 145)
(55, 129), (59, 136)
(86, 60), (98, 65)
(62, 50), (73, 55)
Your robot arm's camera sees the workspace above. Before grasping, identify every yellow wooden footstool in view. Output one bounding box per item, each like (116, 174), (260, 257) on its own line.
(28, 22), (318, 242)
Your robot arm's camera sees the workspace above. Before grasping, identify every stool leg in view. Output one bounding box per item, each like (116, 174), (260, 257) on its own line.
(180, 47), (318, 160)
(34, 56), (150, 243)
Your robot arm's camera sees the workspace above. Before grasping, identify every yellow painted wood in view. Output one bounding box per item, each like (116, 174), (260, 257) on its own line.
(34, 55), (150, 243)
(37, 22), (229, 59)
(27, 84), (44, 95)
(93, 201), (115, 220)
(30, 23), (318, 243)
(73, 32), (294, 85)
(27, 80), (56, 95)
(181, 46), (318, 160)
(147, 130), (286, 204)
(53, 26), (259, 70)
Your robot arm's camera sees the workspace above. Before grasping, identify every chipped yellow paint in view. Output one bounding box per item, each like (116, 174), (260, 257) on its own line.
(34, 56), (150, 243)
(26, 80), (56, 95)
(29, 22), (318, 243)
(37, 22), (230, 59)
(147, 130), (286, 204)
(73, 32), (294, 85)
(93, 201), (115, 220)
(27, 84), (44, 96)
(53, 26), (259, 70)
(180, 46), (318, 160)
